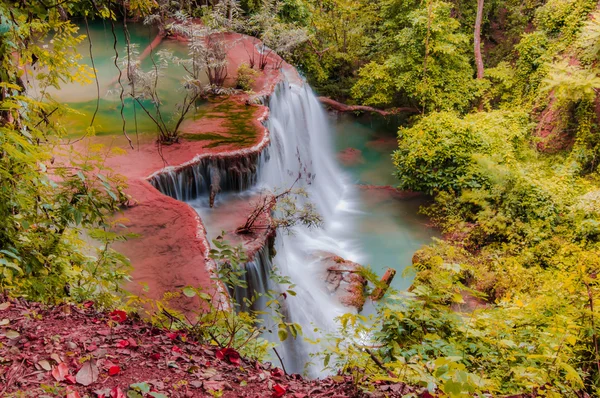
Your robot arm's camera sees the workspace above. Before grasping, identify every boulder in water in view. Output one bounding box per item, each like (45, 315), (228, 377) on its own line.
(320, 253), (367, 311)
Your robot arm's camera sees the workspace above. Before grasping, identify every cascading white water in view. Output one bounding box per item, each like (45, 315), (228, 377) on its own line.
(184, 81), (366, 377)
(259, 82), (364, 376)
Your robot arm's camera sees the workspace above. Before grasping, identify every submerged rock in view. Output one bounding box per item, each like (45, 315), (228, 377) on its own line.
(337, 147), (365, 166)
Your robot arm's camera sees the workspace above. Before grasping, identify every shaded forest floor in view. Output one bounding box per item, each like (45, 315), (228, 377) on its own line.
(0, 299), (418, 398)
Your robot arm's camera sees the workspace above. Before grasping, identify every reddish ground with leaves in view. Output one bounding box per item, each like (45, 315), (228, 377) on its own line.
(0, 299), (419, 398)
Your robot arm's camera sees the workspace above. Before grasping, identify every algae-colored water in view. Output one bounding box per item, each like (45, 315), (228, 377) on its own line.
(332, 113), (439, 291)
(45, 22), (203, 138)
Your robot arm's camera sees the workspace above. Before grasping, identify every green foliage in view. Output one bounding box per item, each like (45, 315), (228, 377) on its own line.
(322, 241), (599, 396)
(235, 62), (259, 91)
(135, 236), (302, 363)
(393, 110), (529, 195)
(352, 1), (477, 111)
(0, 0), (139, 307)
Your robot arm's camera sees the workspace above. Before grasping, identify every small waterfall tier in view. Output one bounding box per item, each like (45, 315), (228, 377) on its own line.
(229, 244), (274, 313)
(149, 153), (265, 202)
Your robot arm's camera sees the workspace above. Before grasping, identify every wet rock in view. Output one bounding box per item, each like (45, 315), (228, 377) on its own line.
(319, 253), (367, 311)
(209, 167), (221, 208)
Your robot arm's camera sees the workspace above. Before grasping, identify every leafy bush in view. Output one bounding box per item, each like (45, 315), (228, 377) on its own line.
(236, 62), (259, 92)
(393, 110), (529, 195)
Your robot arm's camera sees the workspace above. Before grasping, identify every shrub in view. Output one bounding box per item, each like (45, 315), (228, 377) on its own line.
(236, 63), (259, 92)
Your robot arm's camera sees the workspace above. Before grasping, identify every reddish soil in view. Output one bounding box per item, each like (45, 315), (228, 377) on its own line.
(356, 185), (421, 201)
(534, 103), (575, 153)
(0, 299), (419, 398)
(199, 192), (274, 258)
(364, 137), (398, 152)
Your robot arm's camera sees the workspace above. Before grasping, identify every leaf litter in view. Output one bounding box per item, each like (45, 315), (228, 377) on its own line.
(0, 298), (420, 397)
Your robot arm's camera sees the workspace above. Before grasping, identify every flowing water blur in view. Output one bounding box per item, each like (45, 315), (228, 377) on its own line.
(193, 83), (437, 375)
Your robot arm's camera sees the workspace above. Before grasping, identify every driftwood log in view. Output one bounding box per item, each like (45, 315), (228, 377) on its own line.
(370, 268), (396, 300)
(318, 97), (420, 116)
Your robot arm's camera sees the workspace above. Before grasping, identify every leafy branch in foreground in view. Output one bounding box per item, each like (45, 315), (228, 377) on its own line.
(0, 2), (137, 307)
(236, 177), (322, 235)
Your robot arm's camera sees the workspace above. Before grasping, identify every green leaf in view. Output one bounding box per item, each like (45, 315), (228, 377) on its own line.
(278, 327), (288, 342)
(182, 287), (196, 298)
(130, 382), (151, 393)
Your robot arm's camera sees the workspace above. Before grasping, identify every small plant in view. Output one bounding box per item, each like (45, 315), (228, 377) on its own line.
(236, 63), (259, 92)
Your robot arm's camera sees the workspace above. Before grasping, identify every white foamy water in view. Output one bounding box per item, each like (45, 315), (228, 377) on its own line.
(257, 82), (366, 375)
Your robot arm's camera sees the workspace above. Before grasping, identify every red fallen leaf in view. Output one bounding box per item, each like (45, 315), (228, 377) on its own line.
(65, 374), (77, 384)
(87, 344), (98, 352)
(272, 383), (287, 397)
(109, 310), (127, 323)
(216, 347), (241, 365)
(172, 346), (182, 353)
(66, 389), (81, 398)
(229, 354), (240, 366)
(108, 366), (120, 376)
(51, 363), (69, 381)
(83, 301), (94, 308)
(166, 332), (178, 340)
(150, 353), (161, 361)
(127, 337), (137, 348)
(271, 368), (285, 377)
(110, 387), (126, 398)
(116, 340), (129, 348)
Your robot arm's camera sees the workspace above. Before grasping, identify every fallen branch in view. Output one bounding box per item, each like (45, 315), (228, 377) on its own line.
(364, 347), (397, 378)
(318, 97), (420, 116)
(327, 268), (361, 273)
(370, 268), (396, 300)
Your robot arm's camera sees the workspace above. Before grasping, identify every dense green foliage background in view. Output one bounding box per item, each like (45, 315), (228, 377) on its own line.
(274, 0), (600, 396)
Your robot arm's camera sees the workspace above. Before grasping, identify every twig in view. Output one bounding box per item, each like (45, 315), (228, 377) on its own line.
(272, 347), (288, 375)
(364, 347), (396, 378)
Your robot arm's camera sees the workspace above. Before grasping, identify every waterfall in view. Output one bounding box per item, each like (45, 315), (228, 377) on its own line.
(149, 154), (264, 202)
(259, 82), (363, 376)
(229, 243), (274, 313)
(149, 80), (363, 377)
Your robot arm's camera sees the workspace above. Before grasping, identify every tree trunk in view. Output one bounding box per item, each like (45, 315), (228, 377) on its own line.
(474, 0), (485, 79)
